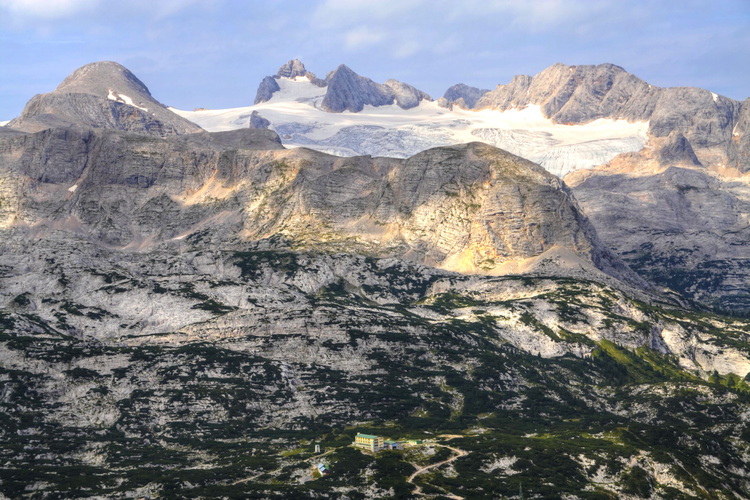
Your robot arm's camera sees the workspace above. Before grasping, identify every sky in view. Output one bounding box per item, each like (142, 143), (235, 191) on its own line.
(1, 0), (749, 120)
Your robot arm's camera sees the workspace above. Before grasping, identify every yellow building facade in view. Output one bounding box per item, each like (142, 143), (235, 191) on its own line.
(354, 433), (384, 452)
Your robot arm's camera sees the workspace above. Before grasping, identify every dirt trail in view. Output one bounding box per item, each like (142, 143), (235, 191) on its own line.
(232, 449), (333, 486)
(407, 444), (468, 499)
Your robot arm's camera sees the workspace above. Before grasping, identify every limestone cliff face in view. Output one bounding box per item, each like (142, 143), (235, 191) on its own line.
(0, 124), (638, 286)
(444, 61), (750, 314)
(7, 61), (203, 137)
(566, 150), (750, 314)
(473, 63), (660, 123)
(728, 98), (750, 173)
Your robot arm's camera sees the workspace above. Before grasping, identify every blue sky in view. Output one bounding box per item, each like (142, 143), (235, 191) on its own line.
(1, 0), (749, 120)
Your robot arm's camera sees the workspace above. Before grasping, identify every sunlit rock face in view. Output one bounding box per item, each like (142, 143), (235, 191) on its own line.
(0, 123), (635, 286)
(450, 62), (748, 174)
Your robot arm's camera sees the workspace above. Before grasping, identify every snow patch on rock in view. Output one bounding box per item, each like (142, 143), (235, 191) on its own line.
(108, 89), (148, 112)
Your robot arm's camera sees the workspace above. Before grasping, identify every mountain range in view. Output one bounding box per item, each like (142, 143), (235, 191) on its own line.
(1, 60), (750, 499)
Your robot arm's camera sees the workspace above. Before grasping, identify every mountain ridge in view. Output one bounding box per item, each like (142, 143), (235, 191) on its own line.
(0, 121), (641, 290)
(253, 59), (432, 112)
(5, 59), (747, 313)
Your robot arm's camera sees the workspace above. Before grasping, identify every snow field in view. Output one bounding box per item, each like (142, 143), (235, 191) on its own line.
(172, 76), (649, 177)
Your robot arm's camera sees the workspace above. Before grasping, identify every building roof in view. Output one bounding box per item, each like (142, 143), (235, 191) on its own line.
(356, 433), (380, 439)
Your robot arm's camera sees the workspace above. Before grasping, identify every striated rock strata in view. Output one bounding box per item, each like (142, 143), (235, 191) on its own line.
(0, 122), (636, 287)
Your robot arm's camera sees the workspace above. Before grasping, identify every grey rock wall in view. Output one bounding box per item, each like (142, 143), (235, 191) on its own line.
(443, 83), (490, 109)
(8, 61), (202, 137)
(657, 131), (701, 166)
(321, 65), (396, 112)
(568, 161), (750, 314)
(0, 125), (637, 287)
(649, 87), (737, 148)
(728, 99), (750, 173)
(253, 76), (281, 105)
(384, 79), (432, 109)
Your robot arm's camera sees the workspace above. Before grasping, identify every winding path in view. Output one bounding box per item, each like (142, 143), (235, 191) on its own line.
(231, 449), (334, 486)
(407, 444), (468, 499)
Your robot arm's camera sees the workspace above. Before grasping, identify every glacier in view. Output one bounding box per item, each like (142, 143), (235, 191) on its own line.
(172, 76), (649, 177)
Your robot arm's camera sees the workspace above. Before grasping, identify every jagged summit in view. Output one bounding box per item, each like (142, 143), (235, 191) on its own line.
(253, 59), (326, 104)
(275, 58), (325, 86)
(321, 64), (395, 112)
(469, 62), (659, 124)
(439, 62), (742, 169)
(8, 61), (202, 137)
(319, 64), (432, 112)
(276, 59), (309, 79)
(253, 60), (431, 111)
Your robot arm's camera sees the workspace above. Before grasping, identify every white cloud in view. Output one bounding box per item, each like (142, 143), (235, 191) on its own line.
(0, 0), (210, 22)
(313, 0), (428, 27)
(0, 0), (100, 19)
(433, 34), (461, 54)
(314, 0), (643, 36)
(134, 0), (210, 21)
(344, 25), (385, 50)
(393, 39), (421, 59)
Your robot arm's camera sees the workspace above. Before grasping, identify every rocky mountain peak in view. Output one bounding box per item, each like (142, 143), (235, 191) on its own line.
(475, 62), (657, 124)
(7, 61), (202, 137)
(254, 59), (326, 105)
(55, 60), (152, 99)
(253, 61), (431, 112)
(325, 63), (356, 81)
(275, 59), (309, 79)
(321, 64), (395, 112)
